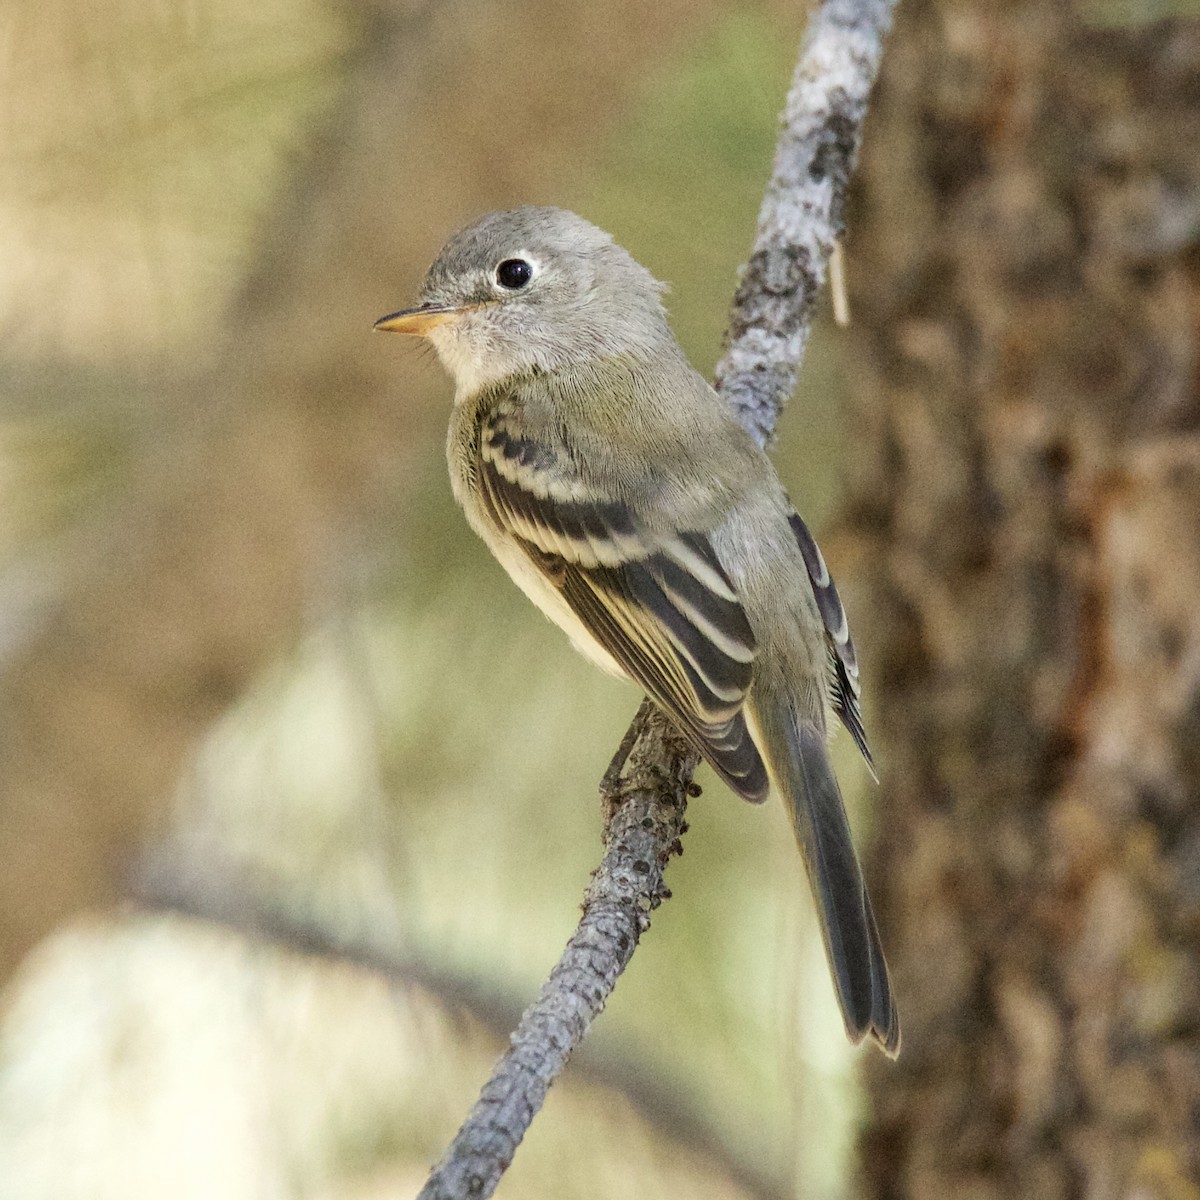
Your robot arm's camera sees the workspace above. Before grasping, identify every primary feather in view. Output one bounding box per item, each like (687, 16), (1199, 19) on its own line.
(475, 397), (770, 802)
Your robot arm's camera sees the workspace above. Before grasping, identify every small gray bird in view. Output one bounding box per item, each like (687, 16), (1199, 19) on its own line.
(376, 206), (899, 1055)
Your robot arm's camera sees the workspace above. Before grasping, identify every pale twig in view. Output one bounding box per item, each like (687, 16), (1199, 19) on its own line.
(420, 0), (897, 1195)
(829, 241), (851, 327)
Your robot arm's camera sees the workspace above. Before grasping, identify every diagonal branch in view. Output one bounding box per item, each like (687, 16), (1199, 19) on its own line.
(420, 2), (896, 1196)
(420, 707), (699, 1199)
(715, 0), (896, 446)
(132, 846), (791, 1200)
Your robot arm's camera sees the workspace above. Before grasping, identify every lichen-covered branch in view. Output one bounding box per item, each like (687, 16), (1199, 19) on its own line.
(716, 0), (895, 447)
(422, 1), (897, 1194)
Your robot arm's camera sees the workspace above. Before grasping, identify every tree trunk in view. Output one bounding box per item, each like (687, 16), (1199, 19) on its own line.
(850, 3), (1200, 1196)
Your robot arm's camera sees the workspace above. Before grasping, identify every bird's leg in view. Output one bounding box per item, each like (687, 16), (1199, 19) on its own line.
(599, 697), (654, 817)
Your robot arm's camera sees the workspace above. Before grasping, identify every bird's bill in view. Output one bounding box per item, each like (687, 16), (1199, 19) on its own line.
(373, 304), (463, 336)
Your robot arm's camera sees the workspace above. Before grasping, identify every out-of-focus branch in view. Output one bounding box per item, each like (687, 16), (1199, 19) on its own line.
(134, 766), (787, 1200)
(420, 2), (897, 1196)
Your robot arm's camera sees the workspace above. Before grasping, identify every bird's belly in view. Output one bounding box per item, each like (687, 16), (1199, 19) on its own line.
(487, 535), (627, 679)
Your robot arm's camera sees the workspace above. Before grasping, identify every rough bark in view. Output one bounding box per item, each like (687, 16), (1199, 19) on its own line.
(715, 0), (896, 447)
(418, 707), (699, 1200)
(850, 4), (1200, 1197)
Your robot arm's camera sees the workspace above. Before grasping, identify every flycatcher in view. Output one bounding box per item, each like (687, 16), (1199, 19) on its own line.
(376, 206), (899, 1054)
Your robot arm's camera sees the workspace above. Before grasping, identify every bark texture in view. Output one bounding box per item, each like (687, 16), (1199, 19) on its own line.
(715, 0), (895, 447)
(418, 707), (698, 1200)
(134, 842), (790, 1200)
(850, 4), (1200, 1197)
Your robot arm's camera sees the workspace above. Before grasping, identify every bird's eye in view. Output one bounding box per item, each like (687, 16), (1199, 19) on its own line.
(495, 258), (533, 290)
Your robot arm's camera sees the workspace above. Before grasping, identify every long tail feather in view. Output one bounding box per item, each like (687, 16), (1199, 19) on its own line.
(751, 693), (899, 1055)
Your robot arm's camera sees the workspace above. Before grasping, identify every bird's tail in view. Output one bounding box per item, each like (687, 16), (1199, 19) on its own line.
(750, 681), (900, 1056)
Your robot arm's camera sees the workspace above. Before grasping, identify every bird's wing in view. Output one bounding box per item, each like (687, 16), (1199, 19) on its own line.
(787, 513), (876, 779)
(477, 412), (769, 803)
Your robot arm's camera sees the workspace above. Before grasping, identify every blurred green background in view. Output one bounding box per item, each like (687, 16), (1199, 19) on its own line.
(0, 2), (877, 1197)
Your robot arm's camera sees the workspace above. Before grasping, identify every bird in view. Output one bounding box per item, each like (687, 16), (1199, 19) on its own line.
(375, 206), (899, 1055)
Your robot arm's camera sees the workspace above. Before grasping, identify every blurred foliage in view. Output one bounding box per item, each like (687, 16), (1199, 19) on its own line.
(1080, 0), (1200, 24)
(0, 0), (349, 564)
(0, 3), (874, 1199)
(0, 0), (350, 364)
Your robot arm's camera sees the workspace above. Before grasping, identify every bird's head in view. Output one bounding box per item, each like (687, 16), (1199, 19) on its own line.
(375, 206), (673, 395)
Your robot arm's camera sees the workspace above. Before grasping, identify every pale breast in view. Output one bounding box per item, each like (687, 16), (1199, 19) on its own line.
(482, 528), (627, 678)
(446, 387), (627, 679)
